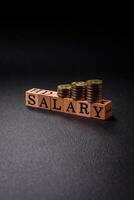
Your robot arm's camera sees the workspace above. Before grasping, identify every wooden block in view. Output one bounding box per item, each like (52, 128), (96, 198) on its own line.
(64, 98), (77, 115)
(25, 88), (112, 121)
(76, 100), (92, 117)
(91, 99), (112, 120)
(25, 88), (43, 108)
(51, 92), (64, 112)
(37, 90), (54, 110)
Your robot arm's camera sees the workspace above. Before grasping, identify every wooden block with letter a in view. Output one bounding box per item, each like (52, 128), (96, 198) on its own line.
(51, 92), (64, 112)
(64, 98), (77, 115)
(76, 100), (91, 117)
(37, 90), (55, 110)
(91, 99), (112, 120)
(25, 88), (43, 108)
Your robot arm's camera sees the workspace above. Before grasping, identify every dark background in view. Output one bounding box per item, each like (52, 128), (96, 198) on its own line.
(0, 15), (133, 78)
(0, 16), (134, 200)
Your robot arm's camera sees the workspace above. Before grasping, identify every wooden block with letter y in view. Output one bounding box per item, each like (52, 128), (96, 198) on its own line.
(25, 88), (43, 108)
(91, 99), (112, 120)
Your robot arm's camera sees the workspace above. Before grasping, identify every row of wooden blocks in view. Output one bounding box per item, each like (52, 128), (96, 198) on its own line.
(25, 88), (112, 120)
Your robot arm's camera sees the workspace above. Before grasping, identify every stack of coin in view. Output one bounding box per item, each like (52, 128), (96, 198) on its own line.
(71, 81), (87, 100)
(57, 84), (72, 98)
(86, 79), (103, 103)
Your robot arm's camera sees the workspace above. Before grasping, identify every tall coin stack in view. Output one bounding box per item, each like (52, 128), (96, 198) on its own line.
(86, 79), (103, 103)
(71, 81), (87, 100)
(57, 84), (72, 98)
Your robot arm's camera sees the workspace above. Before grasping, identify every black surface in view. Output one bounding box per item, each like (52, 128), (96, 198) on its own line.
(0, 16), (134, 200)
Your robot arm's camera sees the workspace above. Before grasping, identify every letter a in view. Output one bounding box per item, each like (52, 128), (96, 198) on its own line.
(39, 97), (48, 108)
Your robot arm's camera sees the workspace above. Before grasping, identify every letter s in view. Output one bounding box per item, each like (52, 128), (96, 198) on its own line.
(28, 94), (35, 105)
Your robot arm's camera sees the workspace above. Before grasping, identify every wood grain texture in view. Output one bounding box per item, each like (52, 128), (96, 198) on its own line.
(91, 99), (112, 120)
(37, 90), (52, 110)
(25, 88), (41, 108)
(25, 89), (112, 120)
(51, 92), (64, 112)
(76, 100), (91, 117)
(64, 98), (77, 115)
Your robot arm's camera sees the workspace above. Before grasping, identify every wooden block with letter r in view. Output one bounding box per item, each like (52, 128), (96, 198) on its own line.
(76, 100), (92, 117)
(25, 88), (44, 108)
(91, 99), (112, 120)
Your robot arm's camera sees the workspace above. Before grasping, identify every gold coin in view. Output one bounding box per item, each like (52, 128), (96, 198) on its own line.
(72, 81), (87, 87)
(57, 84), (72, 90)
(87, 79), (103, 85)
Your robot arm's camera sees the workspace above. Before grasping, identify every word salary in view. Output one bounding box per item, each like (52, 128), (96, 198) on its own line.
(25, 88), (112, 120)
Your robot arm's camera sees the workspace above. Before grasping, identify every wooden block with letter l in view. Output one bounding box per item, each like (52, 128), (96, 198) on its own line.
(76, 100), (92, 118)
(25, 88), (43, 108)
(64, 98), (77, 115)
(91, 99), (112, 120)
(37, 90), (55, 110)
(51, 92), (64, 112)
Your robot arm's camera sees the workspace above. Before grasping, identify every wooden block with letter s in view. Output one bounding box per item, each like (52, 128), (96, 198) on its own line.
(25, 88), (42, 108)
(26, 89), (58, 110)
(91, 99), (112, 120)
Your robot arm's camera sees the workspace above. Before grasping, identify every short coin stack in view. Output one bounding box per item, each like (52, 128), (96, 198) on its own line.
(71, 81), (87, 100)
(57, 84), (72, 98)
(86, 79), (103, 103)
(57, 80), (103, 103)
